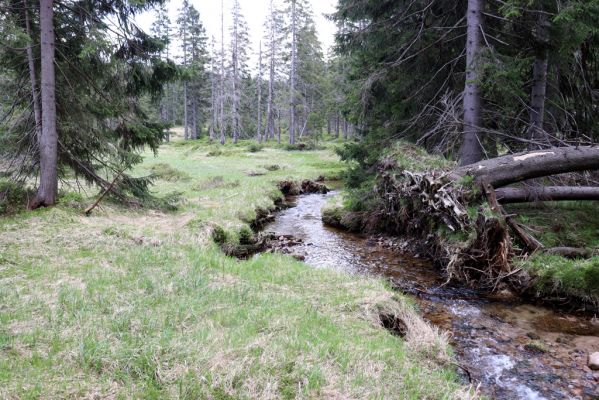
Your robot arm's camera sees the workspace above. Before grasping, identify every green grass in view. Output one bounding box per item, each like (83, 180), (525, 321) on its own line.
(0, 135), (470, 399)
(521, 254), (599, 304)
(508, 202), (599, 304)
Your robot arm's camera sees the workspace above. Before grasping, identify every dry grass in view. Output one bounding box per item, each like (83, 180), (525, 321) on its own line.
(0, 137), (472, 399)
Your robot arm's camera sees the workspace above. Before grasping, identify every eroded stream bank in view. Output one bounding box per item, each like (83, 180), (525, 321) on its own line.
(264, 192), (599, 400)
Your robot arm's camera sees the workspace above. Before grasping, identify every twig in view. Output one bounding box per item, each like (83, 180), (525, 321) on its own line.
(84, 171), (123, 215)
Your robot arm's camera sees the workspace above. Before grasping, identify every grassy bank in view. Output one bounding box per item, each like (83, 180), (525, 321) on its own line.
(508, 202), (599, 304)
(0, 137), (469, 398)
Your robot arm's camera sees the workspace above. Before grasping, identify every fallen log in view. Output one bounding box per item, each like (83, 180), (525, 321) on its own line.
(543, 247), (592, 259)
(496, 186), (599, 203)
(455, 146), (599, 188)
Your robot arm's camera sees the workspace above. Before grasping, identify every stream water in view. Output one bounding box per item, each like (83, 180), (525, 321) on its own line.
(264, 192), (599, 399)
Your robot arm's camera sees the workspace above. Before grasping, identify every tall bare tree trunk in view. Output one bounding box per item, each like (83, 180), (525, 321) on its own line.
(257, 41), (263, 143)
(183, 82), (189, 139)
(192, 94), (198, 139)
(289, 0), (297, 145)
(529, 13), (550, 147)
(277, 109), (281, 144)
(219, 0), (226, 145)
(266, 16), (275, 142)
(458, 0), (485, 166)
(24, 1), (42, 145)
(33, 0), (58, 208)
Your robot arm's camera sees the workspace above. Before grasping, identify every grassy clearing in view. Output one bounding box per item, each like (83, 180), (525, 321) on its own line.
(0, 135), (470, 399)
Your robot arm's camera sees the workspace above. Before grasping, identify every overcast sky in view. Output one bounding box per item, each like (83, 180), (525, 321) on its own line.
(137, 0), (338, 65)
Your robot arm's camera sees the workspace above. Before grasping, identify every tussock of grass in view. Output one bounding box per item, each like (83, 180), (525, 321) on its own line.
(0, 137), (471, 399)
(149, 163), (191, 182)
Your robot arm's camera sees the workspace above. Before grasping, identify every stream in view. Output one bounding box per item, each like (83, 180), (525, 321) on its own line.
(264, 192), (599, 399)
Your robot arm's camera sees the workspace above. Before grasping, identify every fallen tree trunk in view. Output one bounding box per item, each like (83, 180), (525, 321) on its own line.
(455, 146), (599, 188)
(543, 247), (592, 259)
(496, 186), (599, 203)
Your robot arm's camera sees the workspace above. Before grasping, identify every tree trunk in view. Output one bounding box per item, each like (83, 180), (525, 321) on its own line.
(257, 41), (263, 143)
(277, 109), (281, 144)
(32, 0), (58, 208)
(496, 186), (599, 203)
(458, 0), (485, 166)
(24, 1), (42, 145)
(231, 2), (239, 144)
(183, 82), (189, 140)
(289, 0), (297, 145)
(529, 13), (550, 147)
(219, 0), (226, 145)
(335, 113), (340, 138)
(456, 146), (599, 188)
(192, 94), (198, 140)
(342, 119), (348, 140)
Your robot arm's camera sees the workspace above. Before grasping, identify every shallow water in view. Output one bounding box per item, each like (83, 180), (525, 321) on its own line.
(265, 192), (599, 399)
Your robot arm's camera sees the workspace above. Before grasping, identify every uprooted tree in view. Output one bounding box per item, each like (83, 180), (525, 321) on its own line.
(375, 146), (599, 291)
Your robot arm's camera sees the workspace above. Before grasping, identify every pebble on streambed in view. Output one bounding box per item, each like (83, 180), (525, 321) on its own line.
(589, 352), (599, 370)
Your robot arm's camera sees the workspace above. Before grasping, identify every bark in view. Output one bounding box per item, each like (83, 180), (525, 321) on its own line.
(265, 0), (276, 142)
(32, 0), (58, 208)
(456, 146), (599, 188)
(289, 0), (297, 145)
(219, 0), (226, 145)
(183, 82), (189, 139)
(529, 13), (550, 146)
(209, 40), (217, 141)
(24, 1), (42, 144)
(342, 119), (348, 140)
(192, 94), (198, 139)
(496, 186), (599, 203)
(543, 247), (592, 259)
(182, 17), (189, 140)
(231, 1), (240, 144)
(257, 41), (263, 143)
(458, 0), (485, 166)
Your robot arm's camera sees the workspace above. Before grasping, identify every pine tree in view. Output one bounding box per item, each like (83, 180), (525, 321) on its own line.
(263, 0), (284, 143)
(0, 0), (176, 208)
(228, 0), (251, 143)
(151, 2), (172, 129)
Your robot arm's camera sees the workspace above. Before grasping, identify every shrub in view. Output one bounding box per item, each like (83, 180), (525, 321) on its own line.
(246, 143), (263, 153)
(0, 179), (30, 214)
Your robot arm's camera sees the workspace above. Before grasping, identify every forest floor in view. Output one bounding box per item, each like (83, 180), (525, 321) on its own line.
(0, 132), (471, 399)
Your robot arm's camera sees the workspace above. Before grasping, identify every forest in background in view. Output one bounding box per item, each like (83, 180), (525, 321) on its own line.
(2, 0), (599, 398)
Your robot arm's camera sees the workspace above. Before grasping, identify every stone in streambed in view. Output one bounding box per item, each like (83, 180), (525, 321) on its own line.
(588, 352), (599, 370)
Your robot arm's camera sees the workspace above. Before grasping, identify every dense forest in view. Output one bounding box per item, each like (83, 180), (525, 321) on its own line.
(2, 0), (599, 399)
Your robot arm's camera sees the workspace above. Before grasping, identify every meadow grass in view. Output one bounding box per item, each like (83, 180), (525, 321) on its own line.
(0, 135), (471, 399)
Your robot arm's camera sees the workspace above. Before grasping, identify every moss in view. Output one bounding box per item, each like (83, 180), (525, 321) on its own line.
(523, 254), (599, 304)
